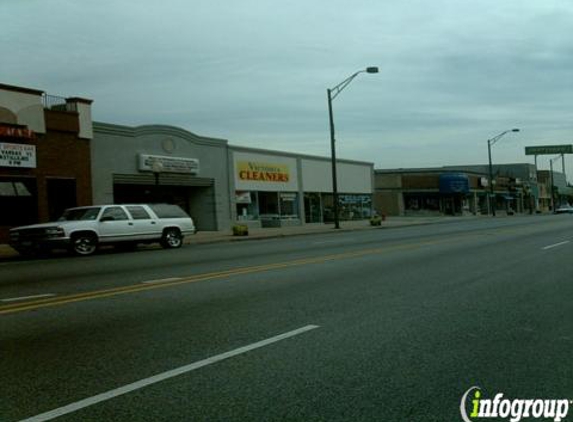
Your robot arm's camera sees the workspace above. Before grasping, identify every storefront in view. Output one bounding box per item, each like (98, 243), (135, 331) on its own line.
(0, 84), (93, 242)
(92, 123), (374, 232)
(231, 147), (374, 227)
(375, 170), (478, 216)
(375, 168), (529, 216)
(92, 123), (232, 231)
(0, 136), (39, 231)
(232, 151), (300, 227)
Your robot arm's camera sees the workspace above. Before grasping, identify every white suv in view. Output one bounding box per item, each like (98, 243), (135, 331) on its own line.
(9, 204), (196, 256)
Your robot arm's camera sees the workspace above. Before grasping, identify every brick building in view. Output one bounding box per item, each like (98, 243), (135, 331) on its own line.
(0, 83), (93, 242)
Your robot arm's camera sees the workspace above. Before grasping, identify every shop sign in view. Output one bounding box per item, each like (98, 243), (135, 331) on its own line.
(138, 154), (199, 175)
(237, 161), (290, 183)
(279, 193), (296, 201)
(0, 142), (36, 168)
(339, 194), (371, 204)
(235, 191), (252, 204)
(439, 173), (469, 194)
(0, 126), (35, 139)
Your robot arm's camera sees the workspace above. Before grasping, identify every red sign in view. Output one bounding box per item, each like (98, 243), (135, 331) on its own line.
(0, 126), (35, 139)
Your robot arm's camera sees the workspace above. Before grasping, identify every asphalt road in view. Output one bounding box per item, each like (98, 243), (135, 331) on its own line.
(2, 215), (572, 421)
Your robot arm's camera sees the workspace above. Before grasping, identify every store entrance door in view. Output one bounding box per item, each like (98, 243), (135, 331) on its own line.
(304, 193), (322, 223)
(113, 183), (217, 230)
(47, 178), (77, 220)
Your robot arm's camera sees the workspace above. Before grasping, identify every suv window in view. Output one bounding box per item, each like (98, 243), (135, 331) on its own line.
(59, 207), (101, 221)
(126, 206), (152, 220)
(148, 204), (189, 218)
(101, 206), (129, 221)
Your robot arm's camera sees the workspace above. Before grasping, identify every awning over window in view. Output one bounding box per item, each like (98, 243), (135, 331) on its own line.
(0, 182), (32, 196)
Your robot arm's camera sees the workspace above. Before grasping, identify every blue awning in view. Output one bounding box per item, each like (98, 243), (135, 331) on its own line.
(439, 173), (469, 194)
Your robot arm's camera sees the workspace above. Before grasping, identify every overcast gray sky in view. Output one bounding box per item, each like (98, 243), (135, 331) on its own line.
(3, 0), (573, 178)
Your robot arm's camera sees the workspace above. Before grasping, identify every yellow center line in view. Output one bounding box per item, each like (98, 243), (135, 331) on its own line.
(1, 224), (542, 316)
(1, 238), (453, 315)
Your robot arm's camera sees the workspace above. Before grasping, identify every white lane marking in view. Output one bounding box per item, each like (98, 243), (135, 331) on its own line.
(18, 324), (320, 422)
(1, 293), (56, 303)
(141, 277), (182, 284)
(541, 241), (570, 250)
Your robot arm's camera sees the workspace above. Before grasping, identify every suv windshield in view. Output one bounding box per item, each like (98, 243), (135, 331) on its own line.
(58, 207), (102, 221)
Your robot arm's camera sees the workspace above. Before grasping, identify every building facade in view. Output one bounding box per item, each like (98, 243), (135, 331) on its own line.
(0, 83), (93, 242)
(375, 164), (546, 217)
(0, 82), (382, 239)
(537, 170), (570, 210)
(375, 169), (490, 216)
(92, 122), (231, 231)
(230, 146), (374, 228)
(444, 163), (539, 212)
(91, 122), (374, 231)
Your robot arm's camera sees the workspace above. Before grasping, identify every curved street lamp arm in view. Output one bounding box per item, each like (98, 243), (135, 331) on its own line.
(329, 70), (365, 101)
(488, 128), (520, 147)
(488, 130), (511, 147)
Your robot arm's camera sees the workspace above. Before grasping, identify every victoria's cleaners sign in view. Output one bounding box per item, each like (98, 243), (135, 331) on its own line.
(237, 161), (290, 183)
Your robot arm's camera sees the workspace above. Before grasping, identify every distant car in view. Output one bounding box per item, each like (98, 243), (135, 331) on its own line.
(554, 205), (573, 214)
(9, 204), (196, 256)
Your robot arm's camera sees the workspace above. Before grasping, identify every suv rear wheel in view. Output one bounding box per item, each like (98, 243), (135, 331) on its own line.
(161, 228), (182, 249)
(71, 233), (98, 256)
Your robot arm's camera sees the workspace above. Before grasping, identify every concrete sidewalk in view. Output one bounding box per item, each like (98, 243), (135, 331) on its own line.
(0, 216), (464, 260)
(188, 216), (461, 244)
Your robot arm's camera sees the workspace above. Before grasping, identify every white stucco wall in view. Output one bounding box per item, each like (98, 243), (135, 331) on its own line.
(75, 102), (93, 140)
(301, 159), (373, 193)
(0, 87), (45, 134)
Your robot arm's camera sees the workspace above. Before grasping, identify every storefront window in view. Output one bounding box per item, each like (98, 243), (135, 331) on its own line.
(304, 193), (322, 223)
(426, 197), (440, 210)
(239, 191), (300, 221)
(0, 178), (37, 227)
(404, 193), (443, 213)
(258, 191), (279, 217)
(339, 194), (372, 220)
(236, 191), (259, 221)
(322, 193), (334, 222)
(279, 193), (299, 218)
(319, 193), (372, 222)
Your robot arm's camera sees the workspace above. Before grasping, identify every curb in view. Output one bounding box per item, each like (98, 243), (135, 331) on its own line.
(188, 219), (450, 245)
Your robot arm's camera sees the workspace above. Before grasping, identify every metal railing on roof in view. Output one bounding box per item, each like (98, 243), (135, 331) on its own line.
(42, 94), (78, 112)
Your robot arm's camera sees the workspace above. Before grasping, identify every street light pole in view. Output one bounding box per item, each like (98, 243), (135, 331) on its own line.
(487, 139), (494, 216)
(550, 158), (555, 212)
(486, 128), (520, 217)
(327, 67), (379, 229)
(327, 88), (339, 229)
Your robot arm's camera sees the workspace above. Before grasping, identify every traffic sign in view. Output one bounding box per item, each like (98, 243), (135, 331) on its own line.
(525, 145), (573, 155)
